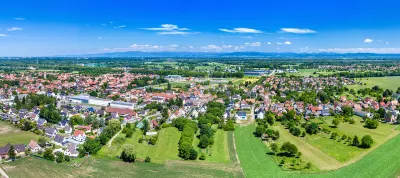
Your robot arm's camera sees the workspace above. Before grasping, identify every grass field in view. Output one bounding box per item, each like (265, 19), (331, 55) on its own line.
(274, 126), (341, 170)
(294, 69), (336, 77)
(1, 156), (237, 178)
(235, 124), (400, 178)
(307, 116), (399, 162)
(205, 129), (230, 163)
(97, 127), (181, 163)
(0, 121), (40, 146)
(349, 76), (400, 91)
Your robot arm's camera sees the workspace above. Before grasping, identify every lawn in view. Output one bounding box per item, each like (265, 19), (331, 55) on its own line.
(349, 76), (400, 91)
(0, 121), (40, 146)
(97, 127), (181, 163)
(1, 156), (236, 178)
(235, 124), (400, 178)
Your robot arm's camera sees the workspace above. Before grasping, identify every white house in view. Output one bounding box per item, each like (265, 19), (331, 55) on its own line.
(73, 130), (86, 142)
(235, 111), (247, 120)
(64, 144), (79, 157)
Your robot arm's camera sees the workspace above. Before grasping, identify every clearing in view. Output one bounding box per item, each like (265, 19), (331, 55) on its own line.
(0, 121), (40, 146)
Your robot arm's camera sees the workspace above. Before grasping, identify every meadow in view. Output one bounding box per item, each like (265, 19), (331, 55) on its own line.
(192, 128), (230, 163)
(349, 76), (400, 91)
(97, 127), (181, 163)
(234, 124), (400, 178)
(0, 121), (40, 146)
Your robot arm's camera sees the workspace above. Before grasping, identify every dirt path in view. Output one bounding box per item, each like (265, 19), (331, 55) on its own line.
(107, 124), (124, 148)
(0, 167), (9, 178)
(275, 126), (342, 170)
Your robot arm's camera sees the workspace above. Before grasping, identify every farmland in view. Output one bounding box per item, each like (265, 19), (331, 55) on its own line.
(235, 124), (400, 178)
(1, 156), (237, 178)
(0, 121), (40, 146)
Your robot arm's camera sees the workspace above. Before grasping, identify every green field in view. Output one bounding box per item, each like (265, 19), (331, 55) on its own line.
(349, 77), (400, 91)
(294, 69), (336, 77)
(235, 124), (400, 178)
(194, 129), (230, 163)
(97, 127), (181, 163)
(0, 121), (40, 146)
(1, 156), (237, 178)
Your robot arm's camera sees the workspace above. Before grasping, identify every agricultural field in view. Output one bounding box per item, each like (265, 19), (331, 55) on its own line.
(349, 76), (400, 91)
(232, 76), (259, 85)
(293, 69), (336, 77)
(0, 121), (40, 146)
(1, 156), (237, 178)
(235, 124), (400, 178)
(97, 127), (181, 163)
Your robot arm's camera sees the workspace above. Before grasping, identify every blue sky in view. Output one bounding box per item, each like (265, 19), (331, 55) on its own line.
(0, 0), (399, 56)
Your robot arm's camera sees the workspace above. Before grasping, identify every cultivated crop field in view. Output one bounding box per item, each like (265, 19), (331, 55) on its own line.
(235, 124), (400, 178)
(0, 121), (40, 146)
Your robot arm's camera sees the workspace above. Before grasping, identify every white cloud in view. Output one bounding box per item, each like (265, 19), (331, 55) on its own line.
(101, 24), (106, 26)
(277, 42), (283, 45)
(219, 28), (262, 33)
(267, 42), (271, 45)
(0, 34), (7, 37)
(248, 42), (261, 47)
(140, 24), (197, 35)
(284, 41), (292, 45)
(202, 45), (223, 52)
(157, 31), (199, 35)
(280, 28), (316, 34)
(277, 41), (291, 45)
(110, 22), (113, 24)
(386, 42), (389, 45)
(364, 39), (373, 43)
(102, 44), (186, 52)
(241, 36), (252, 39)
(114, 25), (126, 28)
(317, 48), (400, 54)
(7, 27), (23, 31)
(141, 24), (189, 31)
(14, 18), (25, 21)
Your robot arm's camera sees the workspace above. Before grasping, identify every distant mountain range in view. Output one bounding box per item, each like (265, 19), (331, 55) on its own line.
(59, 51), (400, 58)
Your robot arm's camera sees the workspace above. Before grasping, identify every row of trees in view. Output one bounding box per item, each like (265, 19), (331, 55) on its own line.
(172, 118), (198, 160)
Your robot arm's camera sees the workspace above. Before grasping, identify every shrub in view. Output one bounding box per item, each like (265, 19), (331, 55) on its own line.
(199, 153), (206, 160)
(360, 135), (374, 148)
(145, 156), (151, 163)
(364, 119), (379, 129)
(138, 138), (144, 143)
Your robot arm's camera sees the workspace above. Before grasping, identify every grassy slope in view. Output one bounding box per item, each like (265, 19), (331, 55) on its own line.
(308, 116), (399, 162)
(0, 121), (40, 146)
(207, 130), (230, 163)
(235, 124), (400, 178)
(274, 126), (341, 170)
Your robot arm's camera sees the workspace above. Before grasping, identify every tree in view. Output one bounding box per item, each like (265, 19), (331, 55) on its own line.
(55, 152), (64, 163)
(271, 143), (278, 154)
(120, 145), (137, 163)
(189, 148), (198, 160)
(38, 137), (47, 148)
(289, 127), (301, 137)
(332, 118), (341, 128)
(301, 131), (306, 137)
(141, 120), (150, 135)
(364, 119), (379, 129)
(126, 129), (133, 138)
(281, 142), (298, 156)
(305, 122), (319, 134)
(198, 135), (210, 148)
(360, 135), (374, 148)
(64, 155), (70, 162)
(167, 82), (172, 90)
(342, 106), (354, 116)
(39, 104), (62, 124)
(8, 145), (16, 160)
(199, 153), (206, 160)
(43, 148), (55, 161)
(352, 135), (360, 147)
(255, 125), (265, 137)
(70, 115), (84, 126)
(224, 120), (235, 131)
(83, 138), (102, 154)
